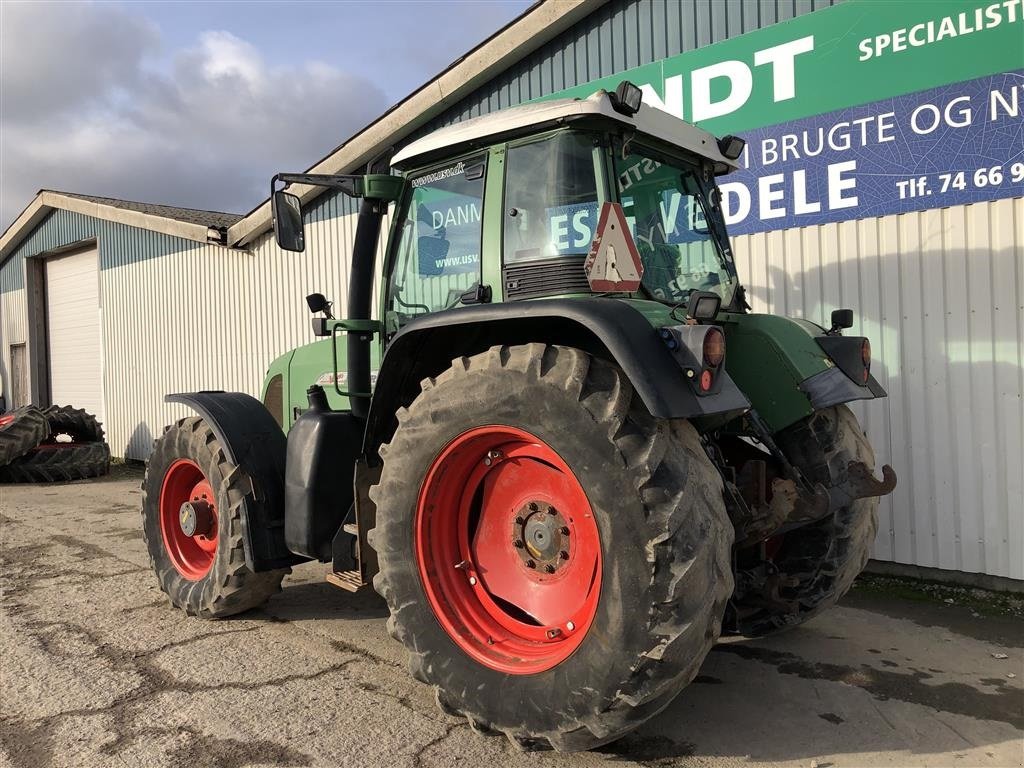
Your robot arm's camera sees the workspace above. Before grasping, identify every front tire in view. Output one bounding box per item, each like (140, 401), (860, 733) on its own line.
(142, 417), (287, 618)
(727, 405), (880, 636)
(370, 344), (733, 751)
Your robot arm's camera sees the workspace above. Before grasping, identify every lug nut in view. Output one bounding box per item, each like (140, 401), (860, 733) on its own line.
(515, 516), (525, 525)
(544, 564), (556, 574)
(560, 526), (570, 536)
(528, 502), (539, 512)
(559, 550), (569, 560)
(526, 559), (536, 569)
(547, 505), (557, 516)
(513, 540), (525, 549)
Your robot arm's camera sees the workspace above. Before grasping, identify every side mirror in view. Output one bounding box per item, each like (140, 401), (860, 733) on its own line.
(306, 292), (332, 316)
(829, 308), (854, 334)
(272, 190), (305, 252)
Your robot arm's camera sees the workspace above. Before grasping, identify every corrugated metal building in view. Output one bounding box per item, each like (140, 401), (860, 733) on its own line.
(1, 0), (1020, 582)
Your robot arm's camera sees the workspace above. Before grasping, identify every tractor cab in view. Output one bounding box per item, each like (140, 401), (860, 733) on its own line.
(384, 107), (744, 330)
(267, 82), (751, 424)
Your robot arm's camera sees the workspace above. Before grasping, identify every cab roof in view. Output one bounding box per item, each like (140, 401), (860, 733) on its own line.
(390, 89), (740, 174)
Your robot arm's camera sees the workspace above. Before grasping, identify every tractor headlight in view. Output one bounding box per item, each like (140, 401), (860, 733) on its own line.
(717, 135), (746, 161)
(611, 81), (643, 117)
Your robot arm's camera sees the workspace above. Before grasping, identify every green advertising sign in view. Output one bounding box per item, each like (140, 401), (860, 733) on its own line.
(544, 0), (1024, 135)
(538, 0), (1023, 236)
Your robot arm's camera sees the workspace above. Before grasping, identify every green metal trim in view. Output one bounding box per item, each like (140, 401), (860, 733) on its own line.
(327, 318), (382, 334)
(482, 145), (506, 302)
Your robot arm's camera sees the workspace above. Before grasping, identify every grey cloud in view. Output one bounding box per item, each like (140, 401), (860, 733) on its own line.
(1, 5), (389, 229)
(1, 2), (159, 121)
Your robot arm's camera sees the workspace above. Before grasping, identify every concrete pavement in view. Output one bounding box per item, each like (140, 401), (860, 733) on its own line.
(1, 466), (1020, 768)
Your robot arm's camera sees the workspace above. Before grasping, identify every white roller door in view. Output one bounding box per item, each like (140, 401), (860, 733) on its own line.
(46, 247), (104, 425)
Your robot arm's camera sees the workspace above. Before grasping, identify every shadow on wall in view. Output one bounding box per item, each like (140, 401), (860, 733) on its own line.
(748, 245), (1021, 579)
(127, 421), (153, 465)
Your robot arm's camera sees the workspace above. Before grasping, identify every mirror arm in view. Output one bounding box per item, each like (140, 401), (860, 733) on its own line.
(272, 173), (364, 199)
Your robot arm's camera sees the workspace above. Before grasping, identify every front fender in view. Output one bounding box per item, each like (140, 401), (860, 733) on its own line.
(165, 391), (303, 571)
(363, 298), (750, 457)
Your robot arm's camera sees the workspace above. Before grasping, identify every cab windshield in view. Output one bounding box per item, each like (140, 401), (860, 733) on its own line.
(615, 147), (738, 307)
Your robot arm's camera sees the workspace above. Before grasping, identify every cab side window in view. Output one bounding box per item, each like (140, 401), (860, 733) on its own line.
(388, 157), (485, 321)
(503, 132), (600, 264)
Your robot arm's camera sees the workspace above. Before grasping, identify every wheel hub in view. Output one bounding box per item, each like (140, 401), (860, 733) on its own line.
(179, 499), (214, 537)
(515, 502), (568, 572)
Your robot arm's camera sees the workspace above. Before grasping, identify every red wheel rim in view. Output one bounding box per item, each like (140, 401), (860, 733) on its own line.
(415, 426), (601, 675)
(159, 459), (218, 581)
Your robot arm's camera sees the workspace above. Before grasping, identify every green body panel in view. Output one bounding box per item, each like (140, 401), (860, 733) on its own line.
(264, 335), (382, 432)
(581, 300), (833, 433)
(717, 312), (832, 432)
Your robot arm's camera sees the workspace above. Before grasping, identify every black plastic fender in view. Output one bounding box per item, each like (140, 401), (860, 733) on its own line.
(364, 298), (750, 457)
(165, 391), (304, 572)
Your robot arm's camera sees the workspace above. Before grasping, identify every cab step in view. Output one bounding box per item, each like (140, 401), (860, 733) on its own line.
(326, 570), (364, 592)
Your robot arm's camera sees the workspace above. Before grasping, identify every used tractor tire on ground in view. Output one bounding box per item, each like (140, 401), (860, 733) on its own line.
(43, 404), (105, 443)
(370, 344), (733, 751)
(141, 416), (288, 618)
(0, 406), (50, 466)
(0, 441), (110, 483)
(728, 405), (879, 637)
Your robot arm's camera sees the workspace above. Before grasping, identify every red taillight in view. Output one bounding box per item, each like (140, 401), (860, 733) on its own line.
(700, 370), (713, 391)
(861, 339), (871, 383)
(702, 328), (726, 368)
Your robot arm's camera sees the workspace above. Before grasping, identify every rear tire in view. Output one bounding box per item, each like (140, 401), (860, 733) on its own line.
(370, 344), (733, 751)
(141, 416), (287, 618)
(727, 405), (879, 637)
(43, 404), (105, 443)
(0, 406), (49, 466)
(0, 442), (110, 483)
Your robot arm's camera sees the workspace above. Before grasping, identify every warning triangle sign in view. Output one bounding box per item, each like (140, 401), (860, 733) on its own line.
(584, 202), (644, 292)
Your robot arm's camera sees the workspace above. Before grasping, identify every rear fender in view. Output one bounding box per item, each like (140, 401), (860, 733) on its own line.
(165, 391), (305, 571)
(363, 298), (750, 458)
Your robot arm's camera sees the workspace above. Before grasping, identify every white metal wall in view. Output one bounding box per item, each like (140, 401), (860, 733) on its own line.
(732, 197), (1024, 580)
(0, 287), (27, 407)
(98, 199), (372, 460)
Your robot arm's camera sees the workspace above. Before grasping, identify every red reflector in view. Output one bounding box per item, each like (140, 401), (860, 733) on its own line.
(702, 329), (725, 368)
(700, 370), (713, 391)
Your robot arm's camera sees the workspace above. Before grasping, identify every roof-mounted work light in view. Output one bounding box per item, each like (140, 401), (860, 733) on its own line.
(717, 135), (746, 161)
(610, 81), (643, 117)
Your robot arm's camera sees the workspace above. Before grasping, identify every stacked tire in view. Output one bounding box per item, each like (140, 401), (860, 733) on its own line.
(0, 405), (111, 483)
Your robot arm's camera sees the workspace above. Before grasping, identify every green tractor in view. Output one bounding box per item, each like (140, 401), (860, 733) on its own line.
(143, 82), (896, 751)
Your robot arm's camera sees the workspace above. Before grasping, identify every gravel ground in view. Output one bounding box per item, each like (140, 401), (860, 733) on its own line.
(1, 465), (1021, 768)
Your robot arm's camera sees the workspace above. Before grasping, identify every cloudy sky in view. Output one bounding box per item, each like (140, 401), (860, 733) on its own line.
(0, 0), (530, 230)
